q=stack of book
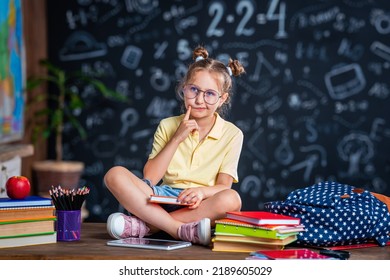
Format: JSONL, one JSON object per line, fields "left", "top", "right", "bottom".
{"left": 212, "top": 211, "right": 305, "bottom": 252}
{"left": 0, "top": 196, "right": 57, "bottom": 248}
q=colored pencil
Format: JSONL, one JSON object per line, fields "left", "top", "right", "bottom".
{"left": 49, "top": 185, "right": 90, "bottom": 210}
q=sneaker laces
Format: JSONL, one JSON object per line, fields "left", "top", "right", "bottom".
{"left": 178, "top": 221, "right": 200, "bottom": 243}
{"left": 123, "top": 215, "right": 150, "bottom": 238}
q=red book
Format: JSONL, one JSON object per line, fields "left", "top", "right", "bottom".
{"left": 253, "top": 249, "right": 333, "bottom": 260}
{"left": 226, "top": 211, "right": 300, "bottom": 226}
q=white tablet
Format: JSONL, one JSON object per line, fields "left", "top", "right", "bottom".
{"left": 106, "top": 237, "right": 192, "bottom": 250}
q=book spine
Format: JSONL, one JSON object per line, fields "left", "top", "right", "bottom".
{"left": 0, "top": 217, "right": 57, "bottom": 224}
{"left": 0, "top": 207, "right": 55, "bottom": 220}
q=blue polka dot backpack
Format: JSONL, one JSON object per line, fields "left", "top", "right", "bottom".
{"left": 264, "top": 181, "right": 390, "bottom": 247}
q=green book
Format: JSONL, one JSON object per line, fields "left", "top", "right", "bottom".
{"left": 215, "top": 218, "right": 300, "bottom": 239}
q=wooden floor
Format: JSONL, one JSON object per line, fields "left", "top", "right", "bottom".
{"left": 0, "top": 223, "right": 389, "bottom": 260}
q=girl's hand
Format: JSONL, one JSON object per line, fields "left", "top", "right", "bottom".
{"left": 178, "top": 187, "right": 205, "bottom": 209}
{"left": 172, "top": 106, "right": 198, "bottom": 143}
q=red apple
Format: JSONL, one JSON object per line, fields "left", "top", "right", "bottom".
{"left": 6, "top": 176, "right": 31, "bottom": 199}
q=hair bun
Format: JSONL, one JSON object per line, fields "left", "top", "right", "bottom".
{"left": 192, "top": 46, "right": 209, "bottom": 61}
{"left": 228, "top": 59, "right": 245, "bottom": 77}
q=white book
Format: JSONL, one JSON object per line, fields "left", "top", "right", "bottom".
{"left": 148, "top": 195, "right": 192, "bottom": 206}
{"left": 0, "top": 232, "right": 57, "bottom": 248}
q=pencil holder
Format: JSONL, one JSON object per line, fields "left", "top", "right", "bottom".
{"left": 56, "top": 210, "right": 81, "bottom": 241}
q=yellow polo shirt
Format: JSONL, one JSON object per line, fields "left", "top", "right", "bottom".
{"left": 148, "top": 113, "right": 244, "bottom": 189}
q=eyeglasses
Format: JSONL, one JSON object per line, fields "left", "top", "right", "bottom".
{"left": 182, "top": 84, "right": 222, "bottom": 105}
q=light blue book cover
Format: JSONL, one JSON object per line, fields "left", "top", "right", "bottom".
{"left": 0, "top": 196, "right": 52, "bottom": 208}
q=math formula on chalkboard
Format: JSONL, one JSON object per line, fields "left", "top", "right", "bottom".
{"left": 46, "top": 0, "right": 390, "bottom": 222}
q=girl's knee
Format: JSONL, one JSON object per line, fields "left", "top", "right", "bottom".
{"left": 218, "top": 189, "right": 242, "bottom": 211}
{"left": 104, "top": 166, "right": 128, "bottom": 189}
{"left": 229, "top": 189, "right": 242, "bottom": 211}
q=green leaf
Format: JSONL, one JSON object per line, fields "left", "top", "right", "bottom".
{"left": 51, "top": 109, "right": 63, "bottom": 128}
{"left": 67, "top": 113, "right": 87, "bottom": 140}
{"left": 69, "top": 94, "right": 84, "bottom": 109}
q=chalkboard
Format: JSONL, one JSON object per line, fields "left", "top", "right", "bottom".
{"left": 46, "top": 0, "right": 390, "bottom": 222}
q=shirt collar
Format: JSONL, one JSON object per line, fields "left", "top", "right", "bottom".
{"left": 207, "top": 113, "right": 224, "bottom": 140}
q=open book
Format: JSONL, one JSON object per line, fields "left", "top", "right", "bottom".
{"left": 148, "top": 195, "right": 193, "bottom": 206}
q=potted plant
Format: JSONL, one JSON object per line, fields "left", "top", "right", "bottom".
{"left": 26, "top": 59, "right": 127, "bottom": 195}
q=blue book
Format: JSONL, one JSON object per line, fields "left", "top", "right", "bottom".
{"left": 0, "top": 196, "right": 52, "bottom": 208}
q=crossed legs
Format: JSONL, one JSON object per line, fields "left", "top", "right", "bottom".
{"left": 104, "top": 166, "right": 242, "bottom": 240}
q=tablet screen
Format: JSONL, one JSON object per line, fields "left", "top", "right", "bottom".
{"left": 107, "top": 237, "right": 192, "bottom": 250}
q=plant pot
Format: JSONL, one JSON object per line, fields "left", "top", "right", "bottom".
{"left": 32, "top": 160, "right": 84, "bottom": 196}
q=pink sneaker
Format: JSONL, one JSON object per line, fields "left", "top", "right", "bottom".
{"left": 107, "top": 212, "right": 150, "bottom": 239}
{"left": 177, "top": 218, "right": 211, "bottom": 246}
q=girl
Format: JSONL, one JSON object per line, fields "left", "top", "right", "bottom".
{"left": 105, "top": 46, "right": 246, "bottom": 245}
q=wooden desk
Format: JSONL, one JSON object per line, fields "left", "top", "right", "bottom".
{"left": 0, "top": 223, "right": 389, "bottom": 260}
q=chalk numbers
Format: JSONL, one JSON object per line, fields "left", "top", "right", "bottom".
{"left": 207, "top": 0, "right": 287, "bottom": 38}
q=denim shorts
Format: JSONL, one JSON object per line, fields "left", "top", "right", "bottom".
{"left": 143, "top": 179, "right": 184, "bottom": 212}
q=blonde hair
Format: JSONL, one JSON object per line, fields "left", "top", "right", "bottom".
{"left": 176, "top": 46, "right": 245, "bottom": 117}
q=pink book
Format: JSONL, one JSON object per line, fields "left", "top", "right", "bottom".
{"left": 226, "top": 211, "right": 301, "bottom": 226}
